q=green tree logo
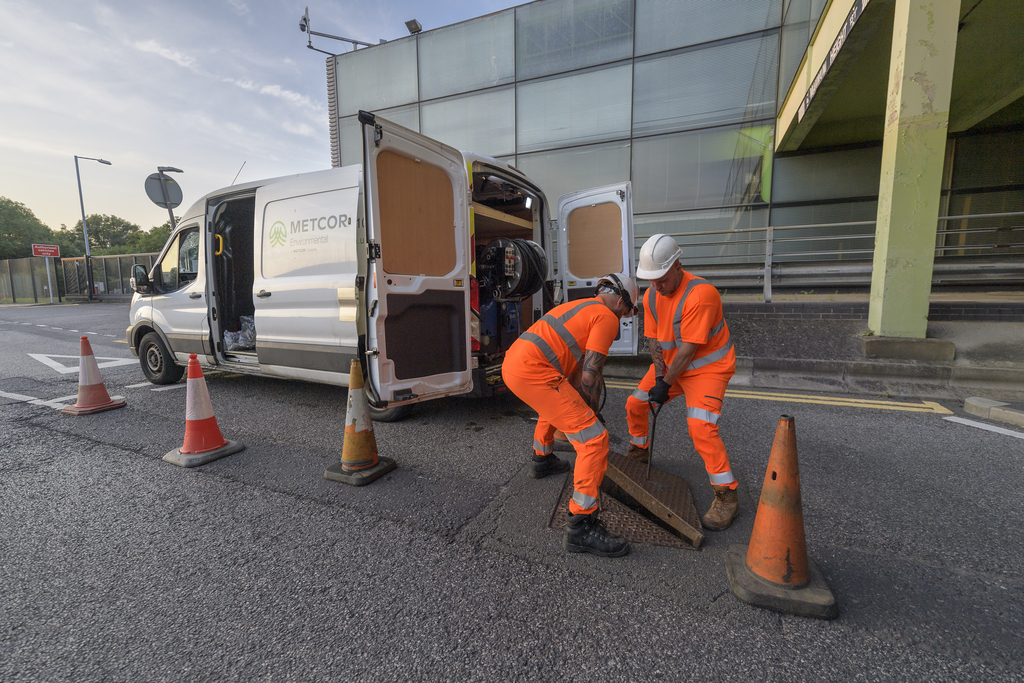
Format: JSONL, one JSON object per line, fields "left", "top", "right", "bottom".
{"left": 269, "top": 221, "right": 287, "bottom": 247}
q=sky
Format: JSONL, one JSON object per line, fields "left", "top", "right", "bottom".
{"left": 0, "top": 0, "right": 520, "bottom": 234}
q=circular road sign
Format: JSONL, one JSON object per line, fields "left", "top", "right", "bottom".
{"left": 145, "top": 173, "right": 183, "bottom": 209}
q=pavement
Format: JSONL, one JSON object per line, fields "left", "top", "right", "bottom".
{"left": 606, "top": 291, "right": 1024, "bottom": 422}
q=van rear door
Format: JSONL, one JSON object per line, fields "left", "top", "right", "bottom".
{"left": 359, "top": 111, "right": 472, "bottom": 405}
{"left": 556, "top": 182, "right": 638, "bottom": 356}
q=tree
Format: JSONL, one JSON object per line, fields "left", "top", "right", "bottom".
{"left": 123, "top": 221, "right": 173, "bottom": 254}
{"left": 70, "top": 214, "right": 142, "bottom": 254}
{"left": 0, "top": 197, "right": 52, "bottom": 259}
{"left": 51, "top": 224, "right": 86, "bottom": 258}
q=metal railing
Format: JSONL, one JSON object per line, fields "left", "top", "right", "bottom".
{"left": 646, "top": 211, "right": 1024, "bottom": 302}
{"left": 0, "top": 257, "right": 62, "bottom": 304}
{"left": 61, "top": 253, "right": 159, "bottom": 300}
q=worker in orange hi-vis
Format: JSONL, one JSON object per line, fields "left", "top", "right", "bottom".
{"left": 626, "top": 234, "right": 740, "bottom": 531}
{"left": 502, "top": 274, "right": 639, "bottom": 558}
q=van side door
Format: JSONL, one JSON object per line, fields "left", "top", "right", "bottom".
{"left": 556, "top": 182, "right": 638, "bottom": 356}
{"left": 149, "top": 223, "right": 212, "bottom": 361}
{"left": 359, "top": 111, "right": 472, "bottom": 406}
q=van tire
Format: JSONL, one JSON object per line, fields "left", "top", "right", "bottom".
{"left": 368, "top": 402, "right": 414, "bottom": 423}
{"left": 139, "top": 332, "right": 185, "bottom": 385}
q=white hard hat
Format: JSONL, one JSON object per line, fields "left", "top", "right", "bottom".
{"left": 597, "top": 273, "right": 639, "bottom": 315}
{"left": 636, "top": 234, "right": 682, "bottom": 280}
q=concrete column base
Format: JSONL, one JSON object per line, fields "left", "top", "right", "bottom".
{"left": 860, "top": 336, "right": 955, "bottom": 361}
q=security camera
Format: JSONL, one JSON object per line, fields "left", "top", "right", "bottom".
{"left": 299, "top": 15, "right": 307, "bottom": 32}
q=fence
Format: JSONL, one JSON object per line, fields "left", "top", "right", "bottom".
{"left": 653, "top": 211, "right": 1024, "bottom": 302}
{"left": 0, "top": 257, "right": 63, "bottom": 304}
{"left": 60, "top": 253, "right": 159, "bottom": 300}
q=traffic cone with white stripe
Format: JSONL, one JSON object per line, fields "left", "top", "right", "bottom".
{"left": 163, "top": 354, "right": 244, "bottom": 467}
{"left": 325, "top": 359, "right": 396, "bottom": 486}
{"left": 62, "top": 336, "right": 126, "bottom": 415}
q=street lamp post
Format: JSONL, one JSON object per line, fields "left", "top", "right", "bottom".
{"left": 74, "top": 155, "right": 112, "bottom": 301}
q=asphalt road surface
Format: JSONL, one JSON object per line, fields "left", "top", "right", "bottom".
{"left": 2, "top": 302, "right": 1022, "bottom": 682}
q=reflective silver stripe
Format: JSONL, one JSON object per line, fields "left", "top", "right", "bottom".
{"left": 541, "top": 300, "right": 602, "bottom": 365}
{"left": 565, "top": 421, "right": 606, "bottom": 444}
{"left": 709, "top": 470, "right": 736, "bottom": 485}
{"left": 631, "top": 435, "right": 648, "bottom": 447}
{"left": 520, "top": 332, "right": 565, "bottom": 376}
{"left": 709, "top": 318, "right": 725, "bottom": 337}
{"left": 658, "top": 339, "right": 678, "bottom": 350}
{"left": 686, "top": 407, "right": 721, "bottom": 425}
{"left": 572, "top": 490, "right": 598, "bottom": 510}
{"left": 672, "top": 277, "right": 709, "bottom": 346}
{"left": 533, "top": 439, "right": 553, "bottom": 454}
{"left": 631, "top": 388, "right": 649, "bottom": 401}
{"left": 687, "top": 338, "right": 734, "bottom": 371}
{"left": 647, "top": 286, "right": 658, "bottom": 323}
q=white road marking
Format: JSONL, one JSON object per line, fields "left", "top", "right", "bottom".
{"left": 0, "top": 390, "right": 40, "bottom": 402}
{"left": 70, "top": 329, "right": 79, "bottom": 332}
{"left": 29, "top": 394, "right": 79, "bottom": 409}
{"left": 125, "top": 382, "right": 152, "bottom": 388}
{"left": 152, "top": 384, "right": 187, "bottom": 392}
{"left": 944, "top": 416, "right": 1024, "bottom": 440}
{"left": 36, "top": 324, "right": 48, "bottom": 327}
{"left": 27, "top": 354, "right": 137, "bottom": 374}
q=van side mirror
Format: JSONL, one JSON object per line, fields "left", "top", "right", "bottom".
{"left": 131, "top": 264, "right": 151, "bottom": 293}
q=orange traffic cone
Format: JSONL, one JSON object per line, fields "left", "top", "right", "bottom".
{"left": 62, "top": 336, "right": 127, "bottom": 415}
{"left": 163, "top": 354, "right": 244, "bottom": 467}
{"left": 724, "top": 415, "right": 838, "bottom": 619}
{"left": 325, "top": 359, "right": 396, "bottom": 486}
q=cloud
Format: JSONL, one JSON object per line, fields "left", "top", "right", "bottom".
{"left": 133, "top": 39, "right": 198, "bottom": 71}
{"left": 282, "top": 121, "right": 319, "bottom": 138}
{"left": 226, "top": 0, "right": 249, "bottom": 15}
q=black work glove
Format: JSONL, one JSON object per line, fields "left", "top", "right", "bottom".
{"left": 649, "top": 377, "right": 671, "bottom": 405}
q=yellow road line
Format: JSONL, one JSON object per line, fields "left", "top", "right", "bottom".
{"left": 603, "top": 380, "right": 952, "bottom": 414}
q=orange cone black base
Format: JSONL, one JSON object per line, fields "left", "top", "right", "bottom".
{"left": 725, "top": 415, "right": 838, "bottom": 619}
{"left": 324, "top": 360, "right": 396, "bottom": 486}
{"left": 163, "top": 355, "right": 244, "bottom": 468}
{"left": 62, "top": 336, "right": 126, "bottom": 415}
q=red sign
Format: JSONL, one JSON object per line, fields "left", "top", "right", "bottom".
{"left": 32, "top": 244, "right": 61, "bottom": 258}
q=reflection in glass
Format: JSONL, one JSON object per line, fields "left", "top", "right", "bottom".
{"left": 421, "top": 87, "right": 515, "bottom": 157}
{"left": 333, "top": 39, "right": 418, "bottom": 117}
{"left": 516, "top": 0, "right": 633, "bottom": 80}
{"left": 635, "top": 0, "right": 782, "bottom": 55}
{"left": 418, "top": 11, "right": 515, "bottom": 100}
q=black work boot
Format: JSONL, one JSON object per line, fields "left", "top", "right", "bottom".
{"left": 530, "top": 454, "right": 570, "bottom": 479}
{"left": 563, "top": 513, "right": 630, "bottom": 557}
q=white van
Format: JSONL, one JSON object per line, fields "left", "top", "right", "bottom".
{"left": 127, "top": 113, "right": 636, "bottom": 420}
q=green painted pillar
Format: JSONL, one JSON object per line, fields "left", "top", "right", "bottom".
{"left": 868, "top": 0, "right": 961, "bottom": 338}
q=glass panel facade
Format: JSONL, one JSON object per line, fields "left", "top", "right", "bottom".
{"left": 632, "top": 123, "right": 773, "bottom": 213}
{"left": 334, "top": 38, "right": 418, "bottom": 117}
{"left": 633, "top": 33, "right": 779, "bottom": 135}
{"left": 517, "top": 63, "right": 632, "bottom": 153}
{"left": 338, "top": 105, "right": 420, "bottom": 167}
{"left": 418, "top": 10, "right": 515, "bottom": 100}
{"left": 772, "top": 146, "right": 883, "bottom": 203}
{"left": 635, "top": 0, "right": 782, "bottom": 55}
{"left": 516, "top": 141, "right": 631, "bottom": 207}
{"left": 516, "top": 0, "right": 634, "bottom": 80}
{"left": 421, "top": 87, "right": 515, "bottom": 157}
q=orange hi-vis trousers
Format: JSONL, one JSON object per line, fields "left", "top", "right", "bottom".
{"left": 502, "top": 358, "right": 609, "bottom": 516}
{"left": 625, "top": 365, "right": 736, "bottom": 489}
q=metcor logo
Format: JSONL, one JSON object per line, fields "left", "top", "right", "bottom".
{"left": 269, "top": 221, "right": 287, "bottom": 247}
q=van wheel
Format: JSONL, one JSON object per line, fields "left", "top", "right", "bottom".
{"left": 367, "top": 402, "right": 414, "bottom": 423}
{"left": 139, "top": 332, "right": 185, "bottom": 385}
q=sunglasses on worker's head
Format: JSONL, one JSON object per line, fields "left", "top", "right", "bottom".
{"left": 602, "top": 274, "right": 638, "bottom": 315}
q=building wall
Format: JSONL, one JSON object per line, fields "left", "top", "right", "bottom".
{"left": 329, "top": 0, "right": 1021, "bottom": 270}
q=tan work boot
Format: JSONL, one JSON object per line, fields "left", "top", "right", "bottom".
{"left": 702, "top": 485, "right": 739, "bottom": 530}
{"left": 625, "top": 444, "right": 649, "bottom": 464}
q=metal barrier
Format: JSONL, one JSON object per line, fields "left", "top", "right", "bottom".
{"left": 0, "top": 257, "right": 63, "bottom": 304}
{"left": 647, "top": 211, "right": 1024, "bottom": 302}
{"left": 60, "top": 253, "right": 158, "bottom": 300}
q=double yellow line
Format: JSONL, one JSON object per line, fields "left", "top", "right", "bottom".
{"left": 603, "top": 380, "right": 952, "bottom": 414}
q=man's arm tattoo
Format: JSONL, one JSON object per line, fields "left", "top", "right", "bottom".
{"left": 580, "top": 350, "right": 608, "bottom": 412}
{"left": 651, "top": 342, "right": 667, "bottom": 378}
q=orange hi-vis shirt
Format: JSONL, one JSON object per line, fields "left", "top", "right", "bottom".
{"left": 643, "top": 271, "right": 735, "bottom": 376}
{"left": 510, "top": 298, "right": 620, "bottom": 378}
